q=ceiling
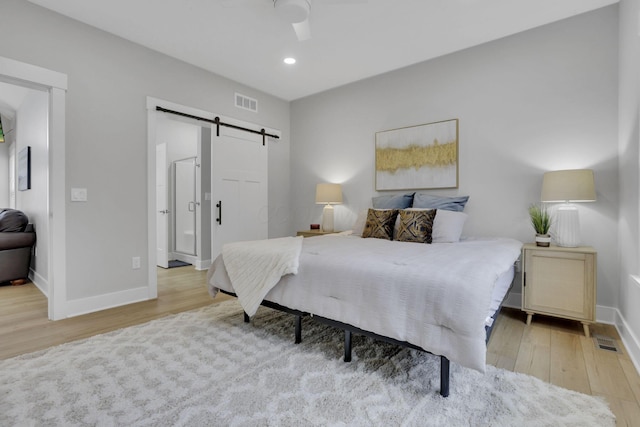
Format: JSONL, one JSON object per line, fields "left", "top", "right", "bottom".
{"left": 27, "top": 0, "right": 617, "bottom": 101}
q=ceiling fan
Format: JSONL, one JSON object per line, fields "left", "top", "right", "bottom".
{"left": 273, "top": 0, "right": 312, "bottom": 41}
{"left": 273, "top": 0, "right": 366, "bottom": 42}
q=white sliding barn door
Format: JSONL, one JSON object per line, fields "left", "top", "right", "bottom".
{"left": 211, "top": 126, "right": 268, "bottom": 260}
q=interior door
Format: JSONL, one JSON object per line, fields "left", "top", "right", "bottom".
{"left": 156, "top": 143, "right": 169, "bottom": 268}
{"left": 211, "top": 126, "right": 268, "bottom": 260}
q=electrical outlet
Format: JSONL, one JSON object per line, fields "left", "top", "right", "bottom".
{"left": 132, "top": 256, "right": 141, "bottom": 269}
{"left": 71, "top": 188, "right": 88, "bottom": 202}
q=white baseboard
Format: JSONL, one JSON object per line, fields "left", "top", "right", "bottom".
{"left": 502, "top": 291, "right": 522, "bottom": 309}
{"left": 502, "top": 292, "right": 618, "bottom": 323}
{"left": 64, "top": 286, "right": 152, "bottom": 318}
{"left": 613, "top": 308, "right": 640, "bottom": 375}
{"left": 172, "top": 253, "right": 210, "bottom": 271}
{"left": 29, "top": 268, "right": 48, "bottom": 298}
{"left": 503, "top": 291, "right": 640, "bottom": 375}
{"left": 194, "top": 259, "right": 211, "bottom": 271}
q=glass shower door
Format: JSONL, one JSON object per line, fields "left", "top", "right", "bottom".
{"left": 173, "top": 157, "right": 197, "bottom": 256}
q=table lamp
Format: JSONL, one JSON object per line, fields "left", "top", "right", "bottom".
{"left": 541, "top": 169, "right": 596, "bottom": 247}
{"left": 315, "top": 183, "right": 342, "bottom": 232}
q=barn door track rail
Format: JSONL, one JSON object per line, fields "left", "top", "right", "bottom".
{"left": 155, "top": 106, "right": 279, "bottom": 146}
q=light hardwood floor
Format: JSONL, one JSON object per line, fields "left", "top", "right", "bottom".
{"left": 1, "top": 267, "right": 639, "bottom": 426}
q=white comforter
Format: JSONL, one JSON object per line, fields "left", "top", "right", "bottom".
{"left": 222, "top": 236, "right": 303, "bottom": 317}
{"left": 208, "top": 235, "right": 522, "bottom": 372}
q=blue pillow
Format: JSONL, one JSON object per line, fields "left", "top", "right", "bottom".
{"left": 372, "top": 192, "right": 415, "bottom": 209}
{"left": 412, "top": 194, "right": 469, "bottom": 212}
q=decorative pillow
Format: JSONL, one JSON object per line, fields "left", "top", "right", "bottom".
{"left": 0, "top": 209, "right": 29, "bottom": 232}
{"left": 362, "top": 209, "right": 398, "bottom": 240}
{"left": 432, "top": 209, "right": 468, "bottom": 243}
{"left": 412, "top": 194, "right": 469, "bottom": 212}
{"left": 351, "top": 209, "right": 368, "bottom": 237}
{"left": 393, "top": 208, "right": 468, "bottom": 243}
{"left": 395, "top": 209, "right": 436, "bottom": 243}
{"left": 372, "top": 192, "right": 415, "bottom": 209}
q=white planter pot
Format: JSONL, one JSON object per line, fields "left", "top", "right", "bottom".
{"left": 535, "top": 234, "right": 551, "bottom": 247}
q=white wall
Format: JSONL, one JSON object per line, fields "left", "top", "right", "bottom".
{"left": 0, "top": 137, "right": 8, "bottom": 207}
{"left": 617, "top": 0, "right": 640, "bottom": 366}
{"left": 0, "top": 115, "right": 16, "bottom": 208}
{"left": 291, "top": 7, "right": 619, "bottom": 308}
{"left": 0, "top": 0, "right": 290, "bottom": 309}
{"left": 15, "top": 89, "right": 49, "bottom": 290}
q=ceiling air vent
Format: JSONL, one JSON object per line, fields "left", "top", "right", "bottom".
{"left": 235, "top": 93, "right": 258, "bottom": 113}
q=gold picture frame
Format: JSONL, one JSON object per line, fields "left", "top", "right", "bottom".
{"left": 375, "top": 119, "right": 459, "bottom": 191}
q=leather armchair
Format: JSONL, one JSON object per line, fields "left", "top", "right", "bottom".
{"left": 0, "top": 209, "right": 36, "bottom": 284}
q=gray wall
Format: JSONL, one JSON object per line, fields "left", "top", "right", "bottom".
{"left": 617, "top": 0, "right": 640, "bottom": 360}
{"left": 290, "top": 7, "right": 620, "bottom": 308}
{"left": 200, "top": 127, "right": 212, "bottom": 263}
{"left": 0, "top": 0, "right": 290, "bottom": 302}
{"left": 16, "top": 90, "right": 49, "bottom": 288}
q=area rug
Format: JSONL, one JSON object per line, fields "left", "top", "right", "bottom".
{"left": 168, "top": 260, "right": 192, "bottom": 268}
{"left": 0, "top": 300, "right": 615, "bottom": 426}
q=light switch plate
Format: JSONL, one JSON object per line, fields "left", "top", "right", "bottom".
{"left": 71, "top": 188, "right": 87, "bottom": 202}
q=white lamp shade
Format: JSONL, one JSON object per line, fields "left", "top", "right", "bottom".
{"left": 540, "top": 169, "right": 596, "bottom": 248}
{"left": 315, "top": 183, "right": 343, "bottom": 205}
{"left": 541, "top": 169, "right": 596, "bottom": 202}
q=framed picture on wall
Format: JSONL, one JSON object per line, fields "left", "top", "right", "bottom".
{"left": 375, "top": 119, "right": 459, "bottom": 191}
{"left": 18, "top": 146, "right": 31, "bottom": 191}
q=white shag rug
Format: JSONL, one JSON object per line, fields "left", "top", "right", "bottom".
{"left": 0, "top": 300, "right": 615, "bottom": 426}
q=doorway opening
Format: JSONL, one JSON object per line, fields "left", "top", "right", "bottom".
{"left": 0, "top": 56, "right": 67, "bottom": 320}
{"left": 147, "top": 97, "right": 278, "bottom": 300}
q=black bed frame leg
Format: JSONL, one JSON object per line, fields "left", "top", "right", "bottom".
{"left": 440, "top": 356, "right": 450, "bottom": 397}
{"left": 243, "top": 312, "right": 250, "bottom": 323}
{"left": 294, "top": 315, "right": 302, "bottom": 344}
{"left": 344, "top": 330, "right": 352, "bottom": 362}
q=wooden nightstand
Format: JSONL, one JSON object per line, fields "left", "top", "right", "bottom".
{"left": 521, "top": 243, "right": 597, "bottom": 337}
{"left": 296, "top": 230, "right": 339, "bottom": 237}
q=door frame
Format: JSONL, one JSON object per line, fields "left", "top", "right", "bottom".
{"left": 146, "top": 97, "right": 279, "bottom": 296}
{"left": 0, "top": 56, "right": 67, "bottom": 320}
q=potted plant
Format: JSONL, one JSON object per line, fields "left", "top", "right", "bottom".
{"left": 529, "top": 204, "right": 551, "bottom": 247}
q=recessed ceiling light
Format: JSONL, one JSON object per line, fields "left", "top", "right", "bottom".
{"left": 283, "top": 57, "right": 296, "bottom": 65}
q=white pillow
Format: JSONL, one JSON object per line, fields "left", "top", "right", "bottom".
{"left": 393, "top": 208, "right": 468, "bottom": 243}
{"left": 431, "top": 209, "right": 468, "bottom": 243}
{"left": 351, "top": 209, "right": 369, "bottom": 236}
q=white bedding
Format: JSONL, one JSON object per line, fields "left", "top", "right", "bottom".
{"left": 222, "top": 236, "right": 303, "bottom": 317}
{"left": 208, "top": 235, "right": 522, "bottom": 372}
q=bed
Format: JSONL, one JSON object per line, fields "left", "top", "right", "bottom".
{"left": 207, "top": 232, "right": 522, "bottom": 397}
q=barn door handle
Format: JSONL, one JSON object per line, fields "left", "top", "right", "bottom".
{"left": 216, "top": 201, "right": 222, "bottom": 225}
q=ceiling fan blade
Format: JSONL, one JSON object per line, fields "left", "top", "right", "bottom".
{"left": 292, "top": 19, "right": 311, "bottom": 41}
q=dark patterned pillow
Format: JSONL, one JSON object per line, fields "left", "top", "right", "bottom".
{"left": 395, "top": 209, "right": 437, "bottom": 243}
{"left": 362, "top": 209, "right": 398, "bottom": 240}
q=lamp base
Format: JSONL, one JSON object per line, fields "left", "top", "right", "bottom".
{"left": 554, "top": 204, "right": 581, "bottom": 247}
{"left": 322, "top": 204, "right": 334, "bottom": 232}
